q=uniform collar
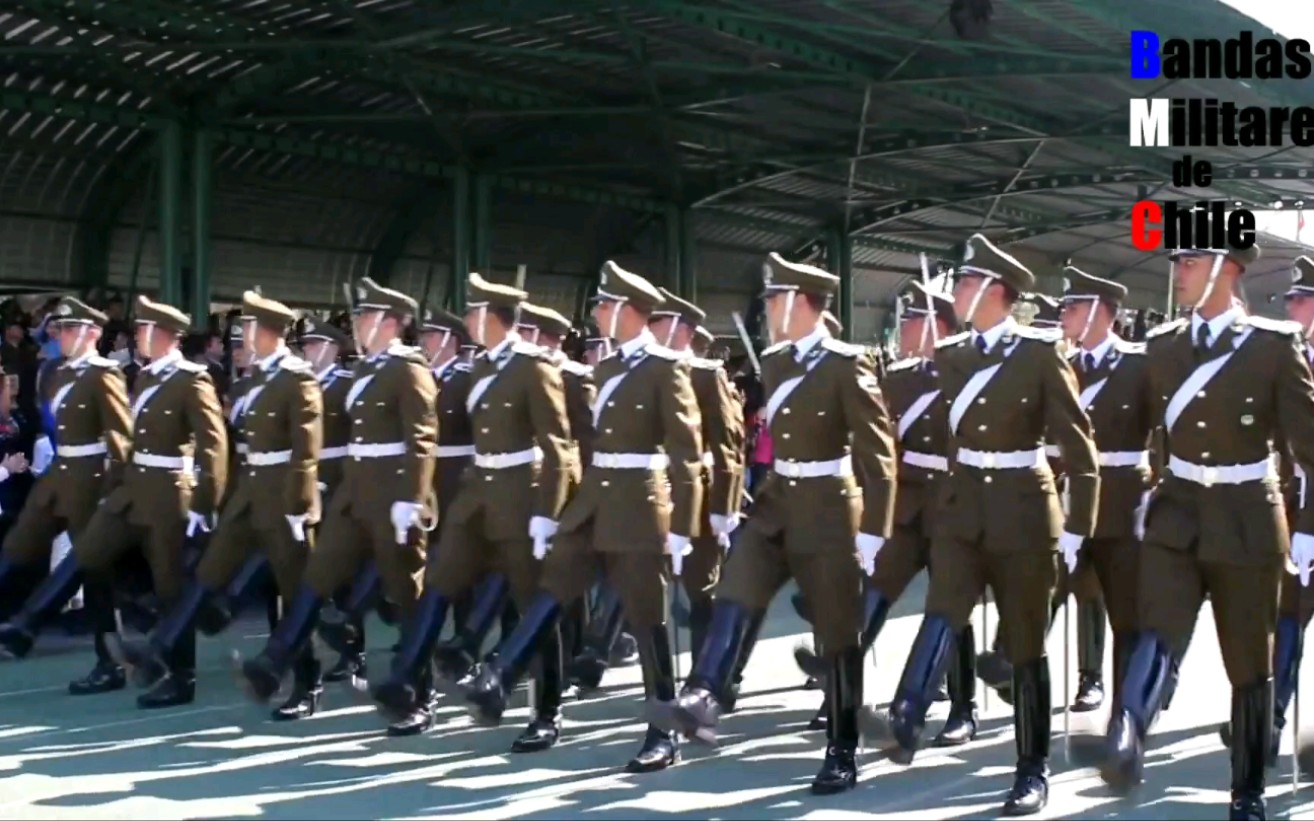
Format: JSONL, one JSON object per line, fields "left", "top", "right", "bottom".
{"left": 793, "top": 323, "right": 830, "bottom": 360}
{"left": 1081, "top": 332, "right": 1119, "bottom": 368}
{"left": 256, "top": 344, "right": 287, "bottom": 374}
{"left": 63, "top": 351, "right": 94, "bottom": 369}
{"left": 365, "top": 337, "right": 407, "bottom": 363}
{"left": 618, "top": 328, "right": 656, "bottom": 361}
{"left": 970, "top": 316, "right": 1016, "bottom": 354}
{"left": 1190, "top": 305, "right": 1243, "bottom": 346}
{"left": 146, "top": 349, "right": 182, "bottom": 375}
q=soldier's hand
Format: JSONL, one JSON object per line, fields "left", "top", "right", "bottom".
{"left": 709, "top": 514, "right": 738, "bottom": 552}
{"left": 1059, "top": 531, "right": 1084, "bottom": 573}
{"left": 666, "top": 533, "right": 693, "bottom": 576}
{"left": 529, "top": 516, "right": 558, "bottom": 560}
{"left": 2, "top": 452, "right": 29, "bottom": 474}
{"left": 1291, "top": 533, "right": 1314, "bottom": 586}
{"left": 1133, "top": 491, "right": 1151, "bottom": 540}
{"left": 285, "top": 514, "right": 308, "bottom": 543}
{"left": 856, "top": 533, "right": 885, "bottom": 575}
{"left": 185, "top": 511, "right": 213, "bottom": 538}
{"left": 390, "top": 501, "right": 422, "bottom": 544}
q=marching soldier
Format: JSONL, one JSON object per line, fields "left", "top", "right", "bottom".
{"left": 0, "top": 298, "right": 131, "bottom": 695}
{"left": 233, "top": 278, "right": 437, "bottom": 707}
{"left": 460, "top": 260, "right": 703, "bottom": 774}
{"left": 368, "top": 274, "right": 576, "bottom": 752}
{"left": 1101, "top": 243, "right": 1314, "bottom": 821}
{"left": 872, "top": 235, "right": 1099, "bottom": 816}
{"left": 1, "top": 295, "right": 229, "bottom": 711}
{"left": 111, "top": 292, "right": 323, "bottom": 718}
{"left": 649, "top": 253, "right": 897, "bottom": 794}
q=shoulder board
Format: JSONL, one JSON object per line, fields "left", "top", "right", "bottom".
{"left": 1245, "top": 315, "right": 1303, "bottom": 336}
{"left": 560, "top": 359, "right": 592, "bottom": 377}
{"left": 85, "top": 355, "right": 119, "bottom": 369}
{"left": 1146, "top": 317, "right": 1188, "bottom": 340}
{"left": 820, "top": 338, "right": 862, "bottom": 358}
{"left": 453, "top": 362, "right": 473, "bottom": 373}
{"left": 934, "top": 331, "right": 970, "bottom": 349}
{"left": 389, "top": 346, "right": 428, "bottom": 365}
{"left": 689, "top": 356, "right": 723, "bottom": 370}
{"left": 278, "top": 355, "right": 313, "bottom": 374}
{"left": 886, "top": 356, "right": 924, "bottom": 373}
{"left": 761, "top": 340, "right": 791, "bottom": 357}
{"left": 174, "top": 360, "right": 206, "bottom": 374}
{"left": 1114, "top": 339, "right": 1147, "bottom": 355}
{"left": 642, "top": 343, "right": 683, "bottom": 361}
{"left": 1012, "top": 325, "right": 1062, "bottom": 343}
{"left": 510, "top": 340, "right": 550, "bottom": 358}
{"left": 1066, "top": 348, "right": 1080, "bottom": 361}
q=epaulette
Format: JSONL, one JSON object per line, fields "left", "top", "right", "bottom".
{"left": 510, "top": 340, "right": 550, "bottom": 358}
{"left": 278, "top": 355, "right": 313, "bottom": 374}
{"left": 689, "top": 356, "right": 723, "bottom": 370}
{"left": 761, "top": 340, "right": 791, "bottom": 357}
{"left": 820, "top": 337, "right": 862, "bottom": 358}
{"left": 174, "top": 360, "right": 206, "bottom": 373}
{"left": 1245, "top": 315, "right": 1303, "bottom": 336}
{"left": 642, "top": 343, "right": 683, "bottom": 361}
{"left": 886, "top": 356, "right": 924, "bottom": 373}
{"left": 1145, "top": 317, "right": 1187, "bottom": 340}
{"left": 389, "top": 345, "right": 428, "bottom": 365}
{"left": 1114, "top": 339, "right": 1147, "bottom": 355}
{"left": 560, "top": 359, "right": 592, "bottom": 377}
{"left": 1012, "top": 325, "right": 1063, "bottom": 343}
{"left": 85, "top": 355, "right": 119, "bottom": 369}
{"left": 934, "top": 331, "right": 970, "bottom": 349}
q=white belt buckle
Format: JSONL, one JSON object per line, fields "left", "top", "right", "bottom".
{"left": 981, "top": 452, "right": 996, "bottom": 469}
{"left": 597, "top": 454, "right": 617, "bottom": 469}
{"left": 1201, "top": 466, "right": 1218, "bottom": 487}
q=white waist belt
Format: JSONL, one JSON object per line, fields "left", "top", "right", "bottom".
{"left": 902, "top": 451, "right": 948, "bottom": 472}
{"left": 475, "top": 446, "right": 541, "bottom": 469}
{"left": 1168, "top": 455, "right": 1274, "bottom": 487}
{"left": 956, "top": 447, "right": 1046, "bottom": 470}
{"left": 1100, "top": 450, "right": 1149, "bottom": 468}
{"left": 57, "top": 442, "right": 107, "bottom": 458}
{"left": 438, "top": 444, "right": 477, "bottom": 459}
{"left": 348, "top": 442, "right": 406, "bottom": 459}
{"left": 773, "top": 455, "right": 853, "bottom": 479}
{"left": 321, "top": 446, "right": 348, "bottom": 460}
{"left": 594, "top": 452, "right": 669, "bottom": 470}
{"left": 1044, "top": 444, "right": 1060, "bottom": 459}
{"left": 248, "top": 450, "right": 292, "bottom": 467}
{"left": 133, "top": 452, "right": 194, "bottom": 472}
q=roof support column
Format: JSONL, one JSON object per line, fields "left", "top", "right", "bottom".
{"left": 449, "top": 165, "right": 471, "bottom": 314}
{"left": 664, "top": 203, "right": 681, "bottom": 294}
{"left": 157, "top": 120, "right": 185, "bottom": 308}
{"left": 189, "top": 127, "right": 213, "bottom": 323}
{"left": 678, "top": 206, "right": 697, "bottom": 301}
{"left": 471, "top": 172, "right": 493, "bottom": 274}
{"left": 827, "top": 227, "right": 853, "bottom": 342}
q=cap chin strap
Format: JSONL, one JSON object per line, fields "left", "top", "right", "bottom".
{"left": 1066, "top": 296, "right": 1099, "bottom": 347}
{"left": 139, "top": 321, "right": 157, "bottom": 361}
{"left": 427, "top": 330, "right": 451, "bottom": 367}
{"left": 1193, "top": 253, "right": 1227, "bottom": 311}
{"left": 70, "top": 325, "right": 89, "bottom": 360}
{"left": 778, "top": 289, "right": 797, "bottom": 339}
{"left": 528, "top": 327, "right": 541, "bottom": 346}
{"left": 310, "top": 345, "right": 332, "bottom": 372}
{"left": 605, "top": 300, "right": 625, "bottom": 355}
{"left": 663, "top": 320, "right": 678, "bottom": 347}
{"left": 962, "top": 275, "right": 992, "bottom": 329}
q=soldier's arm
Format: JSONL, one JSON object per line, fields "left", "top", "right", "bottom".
{"left": 95, "top": 367, "right": 133, "bottom": 490}
{"left": 660, "top": 360, "right": 705, "bottom": 538}
{"left": 1273, "top": 333, "right": 1314, "bottom": 536}
{"left": 703, "top": 366, "right": 746, "bottom": 520}
{"left": 527, "top": 360, "right": 575, "bottom": 520}
{"left": 398, "top": 360, "right": 438, "bottom": 505}
{"left": 1040, "top": 343, "right": 1100, "bottom": 536}
{"left": 184, "top": 374, "right": 229, "bottom": 516}
{"left": 842, "top": 355, "right": 897, "bottom": 538}
{"left": 566, "top": 372, "right": 596, "bottom": 469}
{"left": 285, "top": 373, "right": 323, "bottom": 517}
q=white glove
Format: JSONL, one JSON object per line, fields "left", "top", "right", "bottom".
{"left": 285, "top": 514, "right": 307, "bottom": 542}
{"left": 316, "top": 481, "right": 327, "bottom": 494}
{"left": 1059, "top": 531, "right": 1085, "bottom": 573}
{"left": 709, "top": 513, "right": 737, "bottom": 552}
{"left": 1291, "top": 533, "right": 1314, "bottom": 586}
{"left": 185, "top": 511, "right": 213, "bottom": 538}
{"left": 31, "top": 435, "right": 53, "bottom": 475}
{"left": 666, "top": 533, "right": 693, "bottom": 576}
{"left": 529, "top": 516, "right": 559, "bottom": 560}
{"left": 389, "top": 501, "right": 422, "bottom": 545}
{"left": 856, "top": 532, "right": 885, "bottom": 575}
{"left": 1133, "top": 491, "right": 1150, "bottom": 540}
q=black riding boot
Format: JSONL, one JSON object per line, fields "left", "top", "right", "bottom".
{"left": 68, "top": 579, "right": 126, "bottom": 695}
{"left": 934, "top": 623, "right": 979, "bottom": 746}
{"left": 687, "top": 595, "right": 714, "bottom": 667}
{"left": 1101, "top": 630, "right": 1171, "bottom": 792}
{"left": 193, "top": 554, "right": 271, "bottom": 637}
{"left": 795, "top": 585, "right": 891, "bottom": 680}
{"left": 386, "top": 663, "right": 437, "bottom": 736}
{"left": 1002, "top": 657, "right": 1051, "bottom": 816}
{"left": 0, "top": 553, "right": 83, "bottom": 659}
{"left": 722, "top": 608, "right": 766, "bottom": 713}
{"left": 318, "top": 563, "right": 380, "bottom": 656}
{"left": 434, "top": 575, "right": 507, "bottom": 682}
{"left": 568, "top": 584, "right": 624, "bottom": 691}
{"left": 511, "top": 623, "right": 564, "bottom": 753}
{"left": 811, "top": 645, "right": 862, "bottom": 794}
{"left": 237, "top": 585, "right": 323, "bottom": 703}
{"left": 1229, "top": 679, "right": 1272, "bottom": 820}
{"left": 628, "top": 624, "right": 680, "bottom": 773}
{"left": 371, "top": 588, "right": 450, "bottom": 722}
{"left": 139, "top": 618, "right": 197, "bottom": 709}
{"left": 1072, "top": 599, "right": 1107, "bottom": 713}
{"left": 977, "top": 621, "right": 1013, "bottom": 700}
{"left": 107, "top": 580, "right": 209, "bottom": 689}
{"left": 645, "top": 600, "right": 755, "bottom": 744}
{"left": 462, "top": 592, "right": 563, "bottom": 726}
{"left": 1220, "top": 616, "right": 1298, "bottom": 767}
{"left": 879, "top": 614, "right": 955, "bottom": 764}
{"left": 272, "top": 647, "right": 322, "bottom": 721}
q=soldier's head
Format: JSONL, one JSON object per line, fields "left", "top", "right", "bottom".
{"left": 1171, "top": 244, "right": 1259, "bottom": 313}
{"left": 649, "top": 288, "right": 706, "bottom": 351}
{"left": 133, "top": 295, "right": 191, "bottom": 360}
{"left": 517, "top": 303, "right": 571, "bottom": 351}
{"left": 760, "top": 253, "right": 837, "bottom": 342}
{"left": 1285, "top": 257, "right": 1314, "bottom": 337}
{"left": 691, "top": 325, "right": 714, "bottom": 357}
{"left": 48, "top": 297, "right": 106, "bottom": 359}
{"left": 898, "top": 282, "right": 957, "bottom": 357}
{"left": 350, "top": 278, "right": 416, "bottom": 355}
{"left": 951, "top": 234, "right": 1032, "bottom": 330}
{"left": 240, "top": 291, "right": 296, "bottom": 358}
{"left": 418, "top": 306, "right": 467, "bottom": 366}
{"left": 300, "top": 318, "right": 347, "bottom": 371}
{"left": 1060, "top": 267, "right": 1127, "bottom": 347}
{"left": 463, "top": 273, "right": 525, "bottom": 349}
{"left": 591, "top": 262, "right": 664, "bottom": 344}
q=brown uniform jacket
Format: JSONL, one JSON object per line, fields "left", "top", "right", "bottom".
{"left": 317, "top": 365, "right": 354, "bottom": 493}
{"left": 331, "top": 342, "right": 438, "bottom": 517}
{"left": 556, "top": 355, "right": 597, "bottom": 469}
{"left": 433, "top": 358, "right": 474, "bottom": 516}
{"left": 447, "top": 339, "right": 574, "bottom": 542}
{"left": 934, "top": 323, "right": 1100, "bottom": 552}
{"left": 221, "top": 372, "right": 254, "bottom": 507}
{"left": 1144, "top": 315, "right": 1314, "bottom": 564}
{"left": 558, "top": 336, "right": 704, "bottom": 549}
{"left": 749, "top": 335, "right": 896, "bottom": 551}
{"left": 688, "top": 354, "right": 745, "bottom": 522}
{"left": 29, "top": 355, "right": 132, "bottom": 521}
{"left": 883, "top": 356, "right": 949, "bottom": 528}
{"left": 109, "top": 355, "right": 228, "bottom": 524}
{"left": 224, "top": 352, "right": 322, "bottom": 526}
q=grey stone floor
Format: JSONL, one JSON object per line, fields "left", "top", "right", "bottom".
{"left": 1, "top": 574, "right": 1313, "bottom": 819}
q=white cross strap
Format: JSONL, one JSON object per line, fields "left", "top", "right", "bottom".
{"left": 897, "top": 390, "right": 940, "bottom": 441}
{"left": 948, "top": 363, "right": 1003, "bottom": 433}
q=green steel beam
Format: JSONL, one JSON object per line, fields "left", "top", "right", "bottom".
{"left": 450, "top": 166, "right": 471, "bottom": 314}
{"left": 76, "top": 137, "right": 159, "bottom": 292}
{"left": 664, "top": 203, "right": 682, "bottom": 292}
{"left": 679, "top": 207, "right": 697, "bottom": 302}
{"left": 157, "top": 120, "right": 184, "bottom": 308}
{"left": 190, "top": 128, "right": 213, "bottom": 321}
{"left": 367, "top": 185, "right": 450, "bottom": 284}
{"left": 826, "top": 227, "right": 854, "bottom": 340}
{"left": 472, "top": 173, "right": 493, "bottom": 273}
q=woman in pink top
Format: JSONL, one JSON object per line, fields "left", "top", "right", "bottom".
{"left": 749, "top": 407, "right": 772, "bottom": 493}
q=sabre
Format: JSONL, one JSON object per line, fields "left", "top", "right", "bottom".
{"left": 731, "top": 311, "right": 761, "bottom": 378}
{"left": 1063, "top": 593, "right": 1072, "bottom": 764}
{"left": 1294, "top": 663, "right": 1301, "bottom": 791}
